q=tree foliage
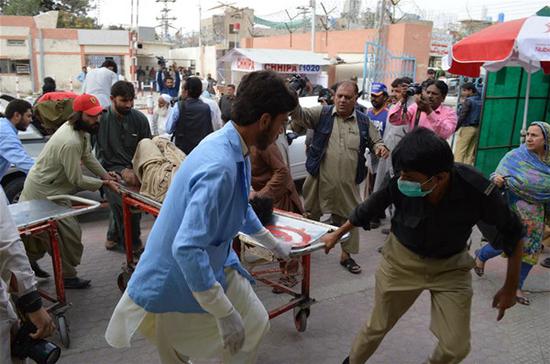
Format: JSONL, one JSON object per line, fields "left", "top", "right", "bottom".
{"left": 1, "top": 0, "right": 41, "bottom": 15}
{"left": 1, "top": 0, "right": 98, "bottom": 29}
{"left": 57, "top": 10, "right": 98, "bottom": 29}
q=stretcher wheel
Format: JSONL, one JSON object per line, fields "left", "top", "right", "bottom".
{"left": 57, "top": 315, "right": 70, "bottom": 348}
{"left": 294, "top": 309, "right": 308, "bottom": 332}
{"left": 117, "top": 271, "right": 131, "bottom": 292}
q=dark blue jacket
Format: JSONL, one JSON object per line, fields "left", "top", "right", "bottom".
{"left": 458, "top": 94, "right": 482, "bottom": 127}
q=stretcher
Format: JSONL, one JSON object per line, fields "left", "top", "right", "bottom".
{"left": 118, "top": 186, "right": 349, "bottom": 332}
{"left": 9, "top": 195, "right": 101, "bottom": 348}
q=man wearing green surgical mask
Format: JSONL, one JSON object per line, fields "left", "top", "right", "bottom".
{"left": 323, "top": 127, "right": 524, "bottom": 364}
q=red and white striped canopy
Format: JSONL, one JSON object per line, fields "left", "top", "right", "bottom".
{"left": 447, "top": 15, "right": 550, "bottom": 77}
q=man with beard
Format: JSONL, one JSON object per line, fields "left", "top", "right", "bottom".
{"left": 364, "top": 83, "right": 390, "bottom": 227}
{"left": 19, "top": 94, "right": 119, "bottom": 289}
{"left": 95, "top": 81, "right": 152, "bottom": 252}
{"left": 106, "top": 70, "right": 297, "bottom": 364}
{"left": 0, "top": 99, "right": 35, "bottom": 180}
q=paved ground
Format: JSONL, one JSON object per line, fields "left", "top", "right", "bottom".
{"left": 31, "top": 206, "right": 550, "bottom": 364}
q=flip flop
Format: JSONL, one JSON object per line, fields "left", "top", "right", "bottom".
{"left": 473, "top": 249, "right": 484, "bottom": 277}
{"left": 516, "top": 296, "right": 530, "bottom": 306}
{"left": 340, "top": 258, "right": 362, "bottom": 274}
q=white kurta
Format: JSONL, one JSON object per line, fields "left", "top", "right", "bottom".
{"left": 105, "top": 269, "right": 269, "bottom": 364}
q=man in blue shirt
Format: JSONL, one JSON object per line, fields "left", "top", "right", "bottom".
{"left": 0, "top": 99, "right": 34, "bottom": 180}
{"left": 106, "top": 70, "right": 299, "bottom": 363}
{"left": 157, "top": 71, "right": 180, "bottom": 99}
{"left": 365, "top": 83, "right": 390, "bottom": 227}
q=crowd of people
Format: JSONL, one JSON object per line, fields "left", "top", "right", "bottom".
{"left": 0, "top": 57, "right": 548, "bottom": 364}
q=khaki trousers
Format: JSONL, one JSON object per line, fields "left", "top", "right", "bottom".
{"left": 454, "top": 126, "right": 479, "bottom": 165}
{"left": 23, "top": 214, "right": 82, "bottom": 278}
{"left": 349, "top": 234, "right": 475, "bottom": 364}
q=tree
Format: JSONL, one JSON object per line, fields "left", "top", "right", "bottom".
{"left": 2, "top": 0, "right": 41, "bottom": 15}
{"left": 1, "top": 0, "right": 99, "bottom": 29}
{"left": 57, "top": 10, "right": 98, "bottom": 29}
{"left": 57, "top": 0, "right": 94, "bottom": 17}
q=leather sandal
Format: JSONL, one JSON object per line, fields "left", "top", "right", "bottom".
{"left": 340, "top": 258, "right": 362, "bottom": 274}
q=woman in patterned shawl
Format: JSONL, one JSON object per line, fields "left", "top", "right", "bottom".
{"left": 475, "top": 121, "right": 550, "bottom": 305}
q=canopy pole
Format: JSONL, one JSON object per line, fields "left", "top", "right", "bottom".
{"left": 521, "top": 63, "right": 532, "bottom": 143}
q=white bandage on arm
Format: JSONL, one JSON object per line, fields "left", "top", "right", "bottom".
{"left": 192, "top": 282, "right": 234, "bottom": 319}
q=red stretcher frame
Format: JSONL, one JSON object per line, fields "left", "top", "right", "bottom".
{"left": 10, "top": 195, "right": 101, "bottom": 347}
{"left": 118, "top": 187, "right": 349, "bottom": 332}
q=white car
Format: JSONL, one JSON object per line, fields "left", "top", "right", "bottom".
{"left": 287, "top": 96, "right": 372, "bottom": 182}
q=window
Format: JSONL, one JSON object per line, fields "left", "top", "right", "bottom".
{"left": 7, "top": 39, "right": 25, "bottom": 46}
{"left": 0, "top": 59, "right": 30, "bottom": 74}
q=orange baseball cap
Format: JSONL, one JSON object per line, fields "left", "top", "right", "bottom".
{"left": 73, "top": 94, "right": 104, "bottom": 116}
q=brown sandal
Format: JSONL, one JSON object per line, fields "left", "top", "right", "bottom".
{"left": 340, "top": 258, "right": 362, "bottom": 274}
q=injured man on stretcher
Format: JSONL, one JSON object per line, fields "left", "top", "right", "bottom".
{"left": 105, "top": 70, "right": 299, "bottom": 364}
{"left": 130, "top": 135, "right": 186, "bottom": 203}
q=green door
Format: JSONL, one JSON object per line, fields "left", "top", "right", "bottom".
{"left": 474, "top": 68, "right": 550, "bottom": 177}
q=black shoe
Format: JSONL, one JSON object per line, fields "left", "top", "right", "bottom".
{"left": 342, "top": 357, "right": 350, "bottom": 364}
{"left": 63, "top": 277, "right": 91, "bottom": 289}
{"left": 541, "top": 257, "right": 550, "bottom": 268}
{"left": 30, "top": 261, "right": 50, "bottom": 278}
{"left": 381, "top": 228, "right": 390, "bottom": 235}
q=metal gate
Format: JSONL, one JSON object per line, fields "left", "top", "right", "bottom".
{"left": 361, "top": 41, "right": 416, "bottom": 96}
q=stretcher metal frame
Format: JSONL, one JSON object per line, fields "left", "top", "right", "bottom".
{"left": 118, "top": 186, "right": 349, "bottom": 332}
{"left": 9, "top": 195, "right": 101, "bottom": 348}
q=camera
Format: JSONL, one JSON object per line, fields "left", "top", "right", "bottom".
{"left": 156, "top": 56, "right": 167, "bottom": 68}
{"left": 406, "top": 83, "right": 423, "bottom": 97}
{"left": 12, "top": 322, "right": 61, "bottom": 364}
{"left": 317, "top": 88, "right": 334, "bottom": 105}
{"left": 288, "top": 74, "right": 307, "bottom": 94}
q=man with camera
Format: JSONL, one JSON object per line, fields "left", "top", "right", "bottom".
{"left": 290, "top": 81, "right": 389, "bottom": 274}
{"left": 1, "top": 186, "right": 56, "bottom": 363}
{"left": 388, "top": 80, "right": 457, "bottom": 140}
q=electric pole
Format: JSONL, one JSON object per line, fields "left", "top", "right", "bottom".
{"left": 156, "top": 0, "right": 177, "bottom": 41}
{"left": 310, "top": 0, "right": 316, "bottom": 52}
{"left": 374, "top": 0, "right": 387, "bottom": 83}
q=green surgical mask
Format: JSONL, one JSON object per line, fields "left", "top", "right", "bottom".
{"left": 397, "top": 177, "right": 435, "bottom": 197}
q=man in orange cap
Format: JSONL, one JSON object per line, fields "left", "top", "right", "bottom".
{"left": 20, "top": 94, "right": 119, "bottom": 289}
